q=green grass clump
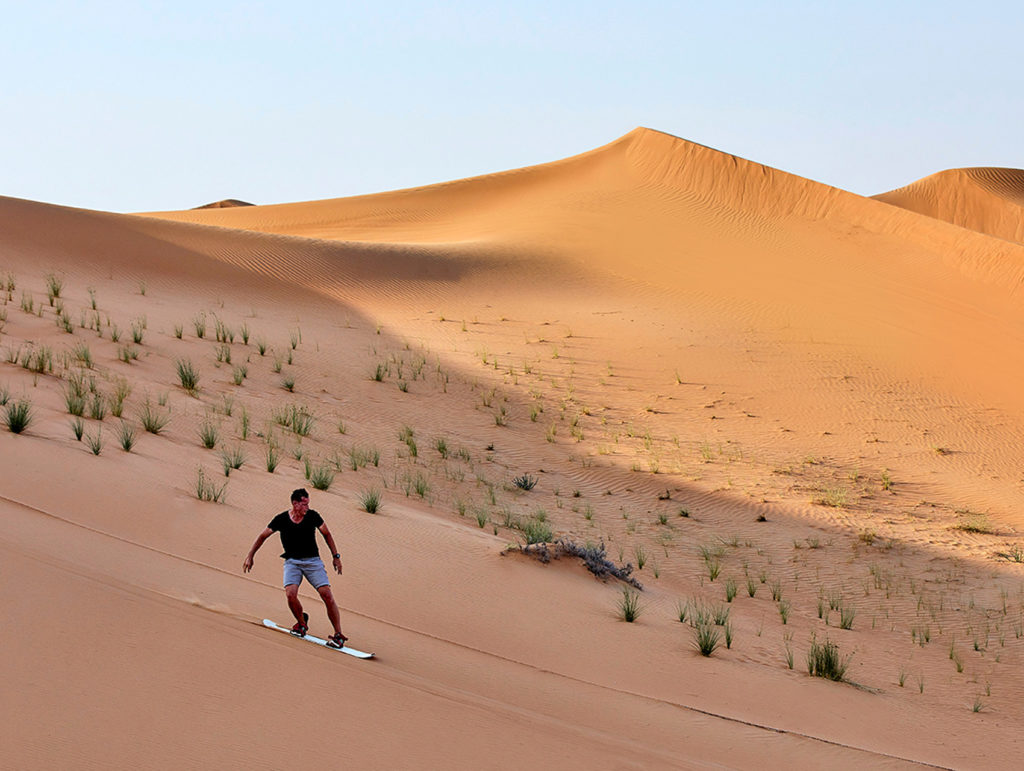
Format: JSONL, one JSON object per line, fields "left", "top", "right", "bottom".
{"left": 618, "top": 588, "right": 642, "bottom": 622}
{"left": 519, "top": 516, "right": 553, "bottom": 544}
{"left": 359, "top": 488, "right": 382, "bottom": 513}
{"left": 64, "top": 386, "right": 87, "bottom": 417}
{"left": 88, "top": 392, "right": 107, "bottom": 421}
{"left": 261, "top": 442, "right": 278, "bottom": 473}
{"left": 309, "top": 463, "right": 335, "bottom": 491}
{"left": 997, "top": 545, "right": 1024, "bottom": 563}
{"left": 955, "top": 513, "right": 997, "bottom": 535}
{"left": 724, "top": 577, "right": 737, "bottom": 602}
{"left": 693, "top": 623, "right": 721, "bottom": 656}
{"left": 71, "top": 342, "right": 93, "bottom": 369}
{"left": 4, "top": 399, "right": 32, "bottom": 433}
{"left": 176, "top": 359, "right": 200, "bottom": 395}
{"left": 219, "top": 445, "right": 246, "bottom": 476}
{"left": 22, "top": 345, "right": 54, "bottom": 374}
{"left": 85, "top": 429, "right": 103, "bottom": 455}
{"left": 117, "top": 421, "right": 136, "bottom": 452}
{"left": 109, "top": 379, "right": 130, "bottom": 418}
{"left": 273, "top": 404, "right": 314, "bottom": 436}
{"left": 195, "top": 467, "right": 227, "bottom": 503}
{"left": 807, "top": 635, "right": 851, "bottom": 681}
{"left": 348, "top": 446, "right": 378, "bottom": 470}
{"left": 634, "top": 544, "right": 647, "bottom": 570}
{"left": 70, "top": 417, "right": 85, "bottom": 441}
{"left": 778, "top": 599, "right": 791, "bottom": 624}
{"left": 139, "top": 401, "right": 170, "bottom": 434}
{"left": 44, "top": 273, "right": 63, "bottom": 299}
{"left": 199, "top": 420, "right": 219, "bottom": 449}
{"left": 512, "top": 473, "right": 538, "bottom": 491}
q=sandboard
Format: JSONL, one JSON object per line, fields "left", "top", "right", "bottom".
{"left": 262, "top": 619, "right": 374, "bottom": 659}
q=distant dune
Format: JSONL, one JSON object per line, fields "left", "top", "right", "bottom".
{"left": 4, "top": 128, "right": 1024, "bottom": 768}
{"left": 874, "top": 167, "right": 1024, "bottom": 245}
{"left": 193, "top": 199, "right": 255, "bottom": 209}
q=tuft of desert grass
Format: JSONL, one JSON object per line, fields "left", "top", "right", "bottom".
{"left": 955, "top": 513, "right": 997, "bottom": 535}
{"left": 778, "top": 600, "right": 791, "bottom": 624}
{"left": 693, "top": 623, "right": 721, "bottom": 656}
{"left": 176, "top": 358, "right": 200, "bottom": 395}
{"left": 519, "top": 515, "right": 553, "bottom": 544}
{"left": 807, "top": 635, "right": 851, "bottom": 681}
{"left": 512, "top": 473, "right": 538, "bottom": 491}
{"left": 199, "top": 420, "right": 219, "bottom": 449}
{"left": 618, "top": 587, "right": 642, "bottom": 622}
{"left": 724, "top": 577, "right": 737, "bottom": 602}
{"left": 219, "top": 445, "right": 246, "bottom": 476}
{"left": 117, "top": 421, "right": 136, "bottom": 452}
{"left": 359, "top": 488, "right": 382, "bottom": 514}
{"left": 139, "top": 401, "right": 170, "bottom": 434}
{"left": 194, "top": 467, "right": 227, "bottom": 503}
{"left": 4, "top": 399, "right": 32, "bottom": 433}
{"left": 44, "top": 273, "right": 64, "bottom": 299}
{"left": 264, "top": 443, "right": 280, "bottom": 473}
{"left": 85, "top": 429, "right": 103, "bottom": 455}
{"left": 309, "top": 463, "right": 335, "bottom": 491}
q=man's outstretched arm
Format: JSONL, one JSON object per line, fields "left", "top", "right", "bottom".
{"left": 318, "top": 524, "right": 343, "bottom": 575}
{"left": 243, "top": 527, "right": 274, "bottom": 572}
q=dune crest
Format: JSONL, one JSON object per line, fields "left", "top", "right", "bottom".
{"left": 873, "top": 167, "right": 1024, "bottom": 245}
{"left": 193, "top": 199, "right": 255, "bottom": 209}
{"left": 143, "top": 129, "right": 1024, "bottom": 291}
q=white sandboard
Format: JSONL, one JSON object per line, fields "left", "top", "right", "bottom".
{"left": 262, "top": 619, "right": 374, "bottom": 659}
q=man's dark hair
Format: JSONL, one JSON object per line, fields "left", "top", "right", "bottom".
{"left": 291, "top": 488, "right": 309, "bottom": 503}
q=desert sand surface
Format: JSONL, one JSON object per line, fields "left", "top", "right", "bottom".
{"left": 3, "top": 127, "right": 1024, "bottom": 769}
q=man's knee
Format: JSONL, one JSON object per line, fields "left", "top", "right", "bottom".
{"left": 285, "top": 584, "right": 300, "bottom": 599}
{"left": 317, "top": 585, "right": 335, "bottom": 602}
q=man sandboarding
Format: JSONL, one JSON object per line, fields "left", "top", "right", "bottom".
{"left": 244, "top": 488, "right": 349, "bottom": 649}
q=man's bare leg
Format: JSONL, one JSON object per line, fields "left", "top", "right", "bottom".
{"left": 285, "top": 584, "right": 305, "bottom": 625}
{"left": 317, "top": 584, "right": 344, "bottom": 637}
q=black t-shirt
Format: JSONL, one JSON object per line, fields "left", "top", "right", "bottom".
{"left": 268, "top": 509, "right": 324, "bottom": 559}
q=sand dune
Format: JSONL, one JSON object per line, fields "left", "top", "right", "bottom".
{"left": 194, "top": 199, "right": 255, "bottom": 209}
{"left": 3, "top": 129, "right": 1024, "bottom": 768}
{"left": 874, "top": 167, "right": 1024, "bottom": 245}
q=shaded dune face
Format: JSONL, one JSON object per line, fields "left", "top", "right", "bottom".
{"left": 873, "top": 167, "right": 1024, "bottom": 245}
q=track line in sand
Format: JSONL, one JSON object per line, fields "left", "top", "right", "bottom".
{"left": 0, "top": 490, "right": 953, "bottom": 769}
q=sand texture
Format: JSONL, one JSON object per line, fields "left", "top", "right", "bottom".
{"left": 3, "top": 127, "right": 1024, "bottom": 769}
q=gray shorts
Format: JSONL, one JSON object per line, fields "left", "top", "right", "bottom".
{"left": 283, "top": 557, "right": 330, "bottom": 589}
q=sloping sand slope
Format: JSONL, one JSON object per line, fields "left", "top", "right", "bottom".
{"left": 874, "top": 168, "right": 1024, "bottom": 245}
{"left": 3, "top": 129, "right": 1024, "bottom": 768}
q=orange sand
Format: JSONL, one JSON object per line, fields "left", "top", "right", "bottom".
{"left": 3, "top": 128, "right": 1024, "bottom": 768}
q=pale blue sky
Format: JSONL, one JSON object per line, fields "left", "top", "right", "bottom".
{"left": 2, "top": 1, "right": 1020, "bottom": 212}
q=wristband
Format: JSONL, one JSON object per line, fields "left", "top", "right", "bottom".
{"left": 333, "top": 553, "right": 341, "bottom": 559}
